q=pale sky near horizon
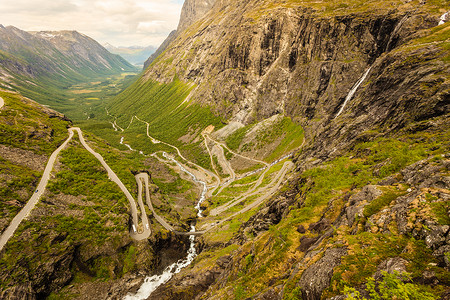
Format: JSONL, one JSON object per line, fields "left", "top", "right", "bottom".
{"left": 0, "top": 0, "right": 185, "bottom": 47}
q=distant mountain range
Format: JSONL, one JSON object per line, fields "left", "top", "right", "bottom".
{"left": 103, "top": 43, "right": 156, "bottom": 67}
{"left": 0, "top": 25, "right": 137, "bottom": 104}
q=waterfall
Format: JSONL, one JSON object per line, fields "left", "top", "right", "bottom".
{"left": 335, "top": 67, "right": 372, "bottom": 118}
{"left": 123, "top": 226, "right": 197, "bottom": 300}
{"left": 439, "top": 12, "right": 449, "bottom": 25}
{"left": 386, "top": 14, "right": 409, "bottom": 52}
{"left": 123, "top": 153, "right": 208, "bottom": 299}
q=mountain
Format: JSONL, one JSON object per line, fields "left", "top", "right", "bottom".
{"left": 143, "top": 0, "right": 216, "bottom": 69}
{"left": 104, "top": 43, "right": 157, "bottom": 67}
{"left": 108, "top": 0, "right": 449, "bottom": 299}
{"left": 0, "top": 0, "right": 448, "bottom": 299}
{"left": 0, "top": 26, "right": 137, "bottom": 106}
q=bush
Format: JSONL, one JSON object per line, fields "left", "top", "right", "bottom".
{"left": 345, "top": 271, "right": 435, "bottom": 300}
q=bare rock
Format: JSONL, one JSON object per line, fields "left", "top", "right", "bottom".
{"left": 256, "top": 287, "right": 282, "bottom": 300}
{"left": 433, "top": 245, "right": 450, "bottom": 268}
{"left": 298, "top": 236, "right": 319, "bottom": 252}
{"left": 297, "top": 225, "right": 307, "bottom": 234}
{"left": 424, "top": 225, "right": 448, "bottom": 250}
{"left": 298, "top": 247, "right": 347, "bottom": 300}
{"left": 346, "top": 185, "right": 382, "bottom": 226}
{"left": 374, "top": 257, "right": 408, "bottom": 280}
{"left": 309, "top": 219, "right": 331, "bottom": 234}
{"left": 0, "top": 283, "right": 36, "bottom": 300}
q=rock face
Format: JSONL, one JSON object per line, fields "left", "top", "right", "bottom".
{"left": 131, "top": 0, "right": 449, "bottom": 299}
{"left": 142, "top": 0, "right": 443, "bottom": 128}
{"left": 177, "top": 0, "right": 217, "bottom": 32}
{"left": 143, "top": 0, "right": 216, "bottom": 69}
{"left": 298, "top": 248, "right": 347, "bottom": 300}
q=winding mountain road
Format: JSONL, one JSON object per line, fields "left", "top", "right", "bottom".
{"left": 203, "top": 134, "right": 269, "bottom": 167}
{"left": 133, "top": 115, "right": 221, "bottom": 187}
{"left": 0, "top": 127, "right": 152, "bottom": 251}
{"left": 105, "top": 113, "right": 298, "bottom": 236}
{"left": 71, "top": 128, "right": 150, "bottom": 240}
{"left": 0, "top": 129, "right": 75, "bottom": 251}
{"left": 136, "top": 173, "right": 203, "bottom": 236}
{"left": 201, "top": 161, "right": 294, "bottom": 232}
{"left": 1, "top": 106, "right": 297, "bottom": 252}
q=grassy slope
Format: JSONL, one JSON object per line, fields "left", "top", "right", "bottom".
{"left": 106, "top": 78, "right": 225, "bottom": 169}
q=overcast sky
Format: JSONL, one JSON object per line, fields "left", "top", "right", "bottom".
{"left": 0, "top": 0, "right": 184, "bottom": 47}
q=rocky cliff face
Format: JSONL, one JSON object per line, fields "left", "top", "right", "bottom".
{"left": 177, "top": 0, "right": 217, "bottom": 32}
{"left": 143, "top": 0, "right": 216, "bottom": 69}
{"left": 144, "top": 0, "right": 445, "bottom": 127}
{"left": 134, "top": 0, "right": 449, "bottom": 299}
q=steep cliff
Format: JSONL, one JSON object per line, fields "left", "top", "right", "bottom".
{"left": 143, "top": 0, "right": 216, "bottom": 69}
{"left": 120, "top": 0, "right": 450, "bottom": 299}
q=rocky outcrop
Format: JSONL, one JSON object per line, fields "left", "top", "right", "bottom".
{"left": 143, "top": 0, "right": 216, "bottom": 70}
{"left": 177, "top": 0, "right": 217, "bottom": 32}
{"left": 298, "top": 248, "right": 347, "bottom": 300}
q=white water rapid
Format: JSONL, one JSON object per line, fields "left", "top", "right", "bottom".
{"left": 123, "top": 152, "right": 208, "bottom": 299}
{"left": 123, "top": 226, "right": 197, "bottom": 300}
{"left": 335, "top": 67, "right": 372, "bottom": 118}
{"left": 163, "top": 152, "right": 208, "bottom": 218}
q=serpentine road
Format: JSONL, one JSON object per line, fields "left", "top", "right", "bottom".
{"left": 0, "top": 112, "right": 296, "bottom": 251}
{"left": 0, "top": 96, "right": 4, "bottom": 109}
{"left": 135, "top": 173, "right": 203, "bottom": 236}
{"left": 0, "top": 127, "right": 151, "bottom": 251}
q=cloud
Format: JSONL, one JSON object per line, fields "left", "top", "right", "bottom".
{"left": 0, "top": 0, "right": 183, "bottom": 47}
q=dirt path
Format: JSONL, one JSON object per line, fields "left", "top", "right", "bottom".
{"left": 0, "top": 97, "right": 4, "bottom": 109}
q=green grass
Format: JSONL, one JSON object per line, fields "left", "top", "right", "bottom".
{"left": 225, "top": 117, "right": 304, "bottom": 162}
{"left": 226, "top": 126, "right": 250, "bottom": 151}
{"left": 104, "top": 78, "right": 225, "bottom": 169}
{"left": 363, "top": 188, "right": 407, "bottom": 218}
{"left": 0, "top": 91, "right": 70, "bottom": 155}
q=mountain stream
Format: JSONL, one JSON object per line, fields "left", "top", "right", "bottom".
{"left": 123, "top": 153, "right": 207, "bottom": 299}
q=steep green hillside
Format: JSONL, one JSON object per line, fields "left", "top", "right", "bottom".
{"left": 0, "top": 90, "right": 70, "bottom": 232}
